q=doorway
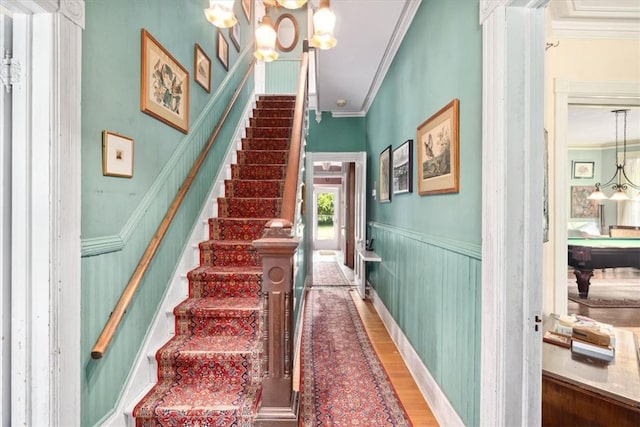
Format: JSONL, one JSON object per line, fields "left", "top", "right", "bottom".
{"left": 313, "top": 186, "right": 340, "bottom": 250}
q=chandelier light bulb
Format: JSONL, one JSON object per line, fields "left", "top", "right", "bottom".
{"left": 254, "top": 15, "right": 279, "bottom": 62}
{"left": 276, "top": 0, "right": 308, "bottom": 9}
{"left": 204, "top": 0, "right": 238, "bottom": 28}
{"left": 310, "top": 0, "right": 337, "bottom": 50}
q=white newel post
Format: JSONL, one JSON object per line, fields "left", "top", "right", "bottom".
{"left": 6, "top": 0, "right": 84, "bottom": 425}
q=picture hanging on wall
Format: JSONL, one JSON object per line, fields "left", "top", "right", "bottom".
{"left": 416, "top": 99, "right": 459, "bottom": 195}
{"left": 194, "top": 43, "right": 211, "bottom": 93}
{"left": 102, "top": 130, "right": 134, "bottom": 178}
{"left": 379, "top": 145, "right": 392, "bottom": 203}
{"left": 572, "top": 161, "right": 595, "bottom": 179}
{"left": 140, "top": 29, "right": 189, "bottom": 134}
{"left": 217, "top": 30, "right": 229, "bottom": 71}
{"left": 570, "top": 185, "right": 598, "bottom": 218}
{"left": 229, "top": 24, "right": 240, "bottom": 52}
{"left": 393, "top": 139, "right": 413, "bottom": 195}
{"left": 242, "top": 0, "right": 251, "bottom": 23}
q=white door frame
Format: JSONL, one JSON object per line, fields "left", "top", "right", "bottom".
{"left": 306, "top": 152, "right": 366, "bottom": 294}
{"left": 480, "top": 1, "right": 547, "bottom": 425}
{"left": 3, "top": 1, "right": 84, "bottom": 425}
{"left": 553, "top": 80, "right": 640, "bottom": 314}
{"left": 312, "top": 185, "right": 341, "bottom": 250}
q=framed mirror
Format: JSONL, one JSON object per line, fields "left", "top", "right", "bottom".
{"left": 275, "top": 13, "right": 298, "bottom": 52}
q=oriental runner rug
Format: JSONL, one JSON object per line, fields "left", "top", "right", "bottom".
{"left": 300, "top": 288, "right": 411, "bottom": 426}
{"left": 312, "top": 261, "right": 351, "bottom": 286}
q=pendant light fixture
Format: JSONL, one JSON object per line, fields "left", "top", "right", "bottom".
{"left": 254, "top": 14, "right": 279, "bottom": 62}
{"left": 588, "top": 109, "right": 639, "bottom": 201}
{"left": 276, "top": 0, "right": 308, "bottom": 9}
{"left": 310, "top": 0, "right": 337, "bottom": 50}
{"left": 204, "top": 0, "right": 238, "bottom": 28}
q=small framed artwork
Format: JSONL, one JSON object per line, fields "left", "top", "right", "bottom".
{"left": 241, "top": 0, "right": 251, "bottom": 23}
{"left": 416, "top": 99, "right": 459, "bottom": 195}
{"left": 102, "top": 130, "right": 133, "bottom": 178}
{"left": 140, "top": 29, "right": 189, "bottom": 134}
{"left": 217, "top": 30, "right": 229, "bottom": 71}
{"left": 194, "top": 43, "right": 211, "bottom": 93}
{"left": 573, "top": 161, "right": 594, "bottom": 179}
{"left": 570, "top": 185, "right": 598, "bottom": 218}
{"left": 229, "top": 24, "right": 240, "bottom": 52}
{"left": 393, "top": 139, "right": 413, "bottom": 194}
{"left": 379, "top": 145, "right": 392, "bottom": 203}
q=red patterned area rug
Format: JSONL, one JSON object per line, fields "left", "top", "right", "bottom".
{"left": 312, "top": 261, "right": 350, "bottom": 286}
{"left": 300, "top": 288, "right": 412, "bottom": 426}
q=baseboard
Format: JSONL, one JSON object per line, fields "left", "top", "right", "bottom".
{"left": 368, "top": 285, "right": 464, "bottom": 427}
{"left": 99, "top": 94, "right": 256, "bottom": 427}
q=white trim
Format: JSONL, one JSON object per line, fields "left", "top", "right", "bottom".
{"left": 481, "top": 1, "right": 546, "bottom": 426}
{"left": 100, "top": 95, "right": 256, "bottom": 427}
{"left": 553, "top": 80, "right": 640, "bottom": 315}
{"left": 368, "top": 287, "right": 464, "bottom": 427}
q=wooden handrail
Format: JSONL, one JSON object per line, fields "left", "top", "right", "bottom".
{"left": 281, "top": 50, "right": 309, "bottom": 222}
{"left": 91, "top": 59, "right": 256, "bottom": 360}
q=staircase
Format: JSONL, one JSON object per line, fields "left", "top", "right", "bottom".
{"left": 133, "top": 95, "right": 295, "bottom": 426}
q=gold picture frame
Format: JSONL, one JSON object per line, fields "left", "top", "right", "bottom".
{"left": 102, "top": 130, "right": 134, "bottom": 178}
{"left": 217, "top": 30, "right": 229, "bottom": 71}
{"left": 194, "top": 43, "right": 211, "bottom": 93}
{"left": 416, "top": 99, "right": 459, "bottom": 195}
{"left": 241, "top": 0, "right": 251, "bottom": 23}
{"left": 140, "top": 29, "right": 189, "bottom": 134}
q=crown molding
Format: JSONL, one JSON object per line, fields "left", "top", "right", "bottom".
{"left": 548, "top": 0, "right": 640, "bottom": 39}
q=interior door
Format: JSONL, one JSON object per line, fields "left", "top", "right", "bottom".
{"left": 344, "top": 163, "right": 355, "bottom": 268}
{"left": 353, "top": 153, "right": 367, "bottom": 298}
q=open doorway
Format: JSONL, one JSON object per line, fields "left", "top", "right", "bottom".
{"left": 313, "top": 186, "right": 340, "bottom": 251}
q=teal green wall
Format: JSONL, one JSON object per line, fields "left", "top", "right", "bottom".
{"left": 81, "top": 1, "right": 255, "bottom": 425}
{"left": 365, "top": 0, "right": 482, "bottom": 424}
{"left": 307, "top": 113, "right": 366, "bottom": 152}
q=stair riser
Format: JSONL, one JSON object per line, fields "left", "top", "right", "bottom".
{"left": 189, "top": 277, "right": 261, "bottom": 299}
{"left": 252, "top": 108, "right": 294, "bottom": 118}
{"left": 224, "top": 180, "right": 284, "bottom": 199}
{"left": 249, "top": 117, "right": 293, "bottom": 128}
{"left": 256, "top": 100, "right": 295, "bottom": 109}
{"left": 231, "top": 165, "right": 285, "bottom": 181}
{"left": 218, "top": 198, "right": 281, "bottom": 218}
{"left": 236, "top": 150, "right": 288, "bottom": 165}
{"left": 245, "top": 127, "right": 291, "bottom": 139}
{"left": 241, "top": 138, "right": 289, "bottom": 151}
{"left": 157, "top": 352, "right": 259, "bottom": 384}
{"left": 209, "top": 217, "right": 270, "bottom": 241}
{"left": 175, "top": 312, "right": 260, "bottom": 337}
{"left": 199, "top": 245, "right": 262, "bottom": 268}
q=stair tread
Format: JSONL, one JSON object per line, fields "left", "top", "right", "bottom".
{"left": 189, "top": 265, "right": 262, "bottom": 275}
{"left": 175, "top": 296, "right": 261, "bottom": 313}
{"left": 163, "top": 334, "right": 260, "bottom": 353}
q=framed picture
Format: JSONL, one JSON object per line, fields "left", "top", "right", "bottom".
{"left": 102, "top": 130, "right": 133, "bottom": 178}
{"left": 573, "top": 161, "right": 594, "bottom": 179}
{"left": 217, "top": 30, "right": 229, "bottom": 71}
{"left": 229, "top": 24, "right": 240, "bottom": 52}
{"left": 379, "top": 145, "right": 392, "bottom": 203}
{"left": 570, "top": 185, "right": 599, "bottom": 218}
{"left": 194, "top": 43, "right": 211, "bottom": 93}
{"left": 241, "top": 0, "right": 251, "bottom": 23}
{"left": 416, "top": 99, "right": 459, "bottom": 195}
{"left": 393, "top": 139, "right": 413, "bottom": 194}
{"left": 140, "top": 29, "right": 189, "bottom": 134}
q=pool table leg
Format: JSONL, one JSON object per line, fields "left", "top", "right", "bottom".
{"left": 573, "top": 269, "right": 594, "bottom": 298}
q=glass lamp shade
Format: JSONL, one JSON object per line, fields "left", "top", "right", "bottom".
{"left": 276, "top": 0, "right": 307, "bottom": 9}
{"left": 609, "top": 190, "right": 630, "bottom": 201}
{"left": 204, "top": 0, "right": 238, "bottom": 28}
{"left": 310, "top": 1, "right": 337, "bottom": 49}
{"left": 587, "top": 189, "right": 608, "bottom": 200}
{"left": 254, "top": 16, "right": 279, "bottom": 62}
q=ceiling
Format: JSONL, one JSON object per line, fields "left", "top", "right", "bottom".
{"left": 308, "top": 0, "right": 640, "bottom": 118}
{"left": 568, "top": 106, "right": 640, "bottom": 147}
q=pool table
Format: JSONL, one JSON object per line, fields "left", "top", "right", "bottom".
{"left": 567, "top": 237, "right": 640, "bottom": 298}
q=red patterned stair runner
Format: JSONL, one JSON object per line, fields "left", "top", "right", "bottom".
{"left": 133, "top": 95, "right": 295, "bottom": 427}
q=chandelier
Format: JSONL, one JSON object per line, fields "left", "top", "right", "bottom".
{"left": 588, "top": 109, "right": 640, "bottom": 201}
{"left": 204, "top": 0, "right": 337, "bottom": 62}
